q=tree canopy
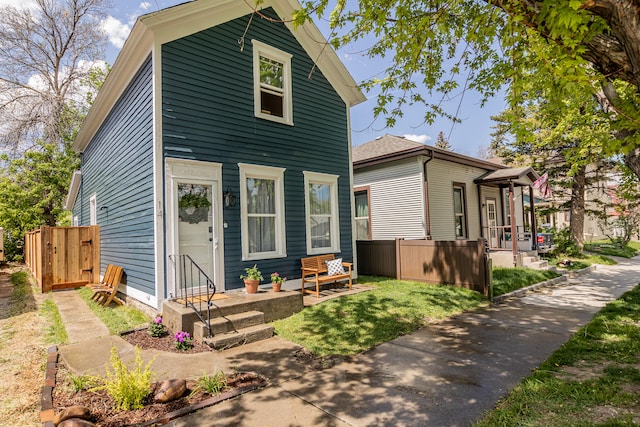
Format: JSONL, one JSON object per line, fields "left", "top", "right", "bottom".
{"left": 295, "top": 0, "right": 640, "bottom": 178}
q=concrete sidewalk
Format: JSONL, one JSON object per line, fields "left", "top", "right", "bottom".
{"left": 56, "top": 256, "right": 640, "bottom": 426}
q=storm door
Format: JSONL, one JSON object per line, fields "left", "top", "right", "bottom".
{"left": 166, "top": 160, "right": 224, "bottom": 299}
{"left": 486, "top": 199, "right": 499, "bottom": 249}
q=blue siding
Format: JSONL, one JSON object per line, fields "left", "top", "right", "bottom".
{"left": 75, "top": 57, "right": 156, "bottom": 296}
{"left": 162, "top": 9, "right": 353, "bottom": 289}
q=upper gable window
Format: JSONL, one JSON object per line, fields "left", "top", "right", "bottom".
{"left": 252, "top": 40, "right": 293, "bottom": 126}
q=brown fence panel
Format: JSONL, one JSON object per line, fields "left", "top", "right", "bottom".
{"left": 357, "top": 238, "right": 489, "bottom": 296}
{"left": 25, "top": 226, "right": 100, "bottom": 292}
{"left": 356, "top": 240, "right": 397, "bottom": 277}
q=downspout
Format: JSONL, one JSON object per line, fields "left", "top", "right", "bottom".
{"left": 529, "top": 185, "right": 537, "bottom": 250}
{"left": 423, "top": 151, "right": 434, "bottom": 239}
{"left": 509, "top": 181, "right": 517, "bottom": 266}
{"left": 477, "top": 184, "right": 484, "bottom": 242}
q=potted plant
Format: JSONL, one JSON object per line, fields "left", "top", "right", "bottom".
{"left": 240, "top": 264, "right": 263, "bottom": 294}
{"left": 270, "top": 272, "right": 286, "bottom": 292}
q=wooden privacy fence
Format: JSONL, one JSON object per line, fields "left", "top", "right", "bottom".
{"left": 25, "top": 226, "right": 100, "bottom": 293}
{"left": 356, "top": 238, "right": 490, "bottom": 296}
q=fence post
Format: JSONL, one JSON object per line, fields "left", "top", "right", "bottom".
{"left": 395, "top": 238, "right": 403, "bottom": 280}
{"left": 41, "top": 226, "right": 52, "bottom": 293}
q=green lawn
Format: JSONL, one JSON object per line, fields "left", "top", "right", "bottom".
{"left": 77, "top": 286, "right": 150, "bottom": 335}
{"left": 475, "top": 284, "right": 640, "bottom": 426}
{"left": 491, "top": 267, "right": 561, "bottom": 297}
{"left": 273, "top": 276, "right": 487, "bottom": 357}
{"left": 584, "top": 240, "right": 639, "bottom": 258}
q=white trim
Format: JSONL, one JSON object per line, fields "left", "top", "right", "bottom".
{"left": 65, "top": 170, "right": 82, "bottom": 210}
{"left": 165, "top": 159, "right": 226, "bottom": 296}
{"left": 252, "top": 40, "right": 293, "bottom": 126}
{"left": 152, "top": 41, "right": 167, "bottom": 308}
{"left": 72, "top": 0, "right": 365, "bottom": 152}
{"left": 89, "top": 194, "right": 97, "bottom": 225}
{"left": 238, "top": 163, "right": 287, "bottom": 260}
{"left": 119, "top": 284, "right": 159, "bottom": 310}
{"left": 304, "top": 171, "right": 340, "bottom": 254}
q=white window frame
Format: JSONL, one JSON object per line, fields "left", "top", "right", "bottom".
{"left": 252, "top": 40, "right": 293, "bottom": 126}
{"left": 453, "top": 184, "right": 468, "bottom": 239}
{"left": 239, "top": 163, "right": 287, "bottom": 260}
{"left": 89, "top": 194, "right": 97, "bottom": 225}
{"left": 72, "top": 216, "right": 79, "bottom": 227}
{"left": 304, "top": 171, "right": 340, "bottom": 254}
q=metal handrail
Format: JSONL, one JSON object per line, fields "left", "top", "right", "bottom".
{"left": 169, "top": 254, "right": 216, "bottom": 338}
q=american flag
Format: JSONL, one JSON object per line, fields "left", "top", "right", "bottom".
{"left": 533, "top": 172, "right": 552, "bottom": 198}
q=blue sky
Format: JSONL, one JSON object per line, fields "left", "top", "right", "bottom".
{"left": 2, "top": 0, "right": 507, "bottom": 155}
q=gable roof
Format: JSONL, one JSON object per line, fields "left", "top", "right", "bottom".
{"left": 353, "top": 134, "right": 506, "bottom": 171}
{"left": 474, "top": 166, "right": 539, "bottom": 186}
{"left": 73, "top": 0, "right": 366, "bottom": 151}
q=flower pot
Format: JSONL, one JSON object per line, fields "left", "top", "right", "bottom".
{"left": 272, "top": 282, "right": 282, "bottom": 292}
{"left": 244, "top": 279, "right": 259, "bottom": 294}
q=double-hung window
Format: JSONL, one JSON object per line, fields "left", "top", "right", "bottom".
{"left": 453, "top": 183, "right": 468, "bottom": 238}
{"left": 354, "top": 187, "right": 371, "bottom": 240}
{"left": 252, "top": 40, "right": 293, "bottom": 125}
{"left": 239, "top": 164, "right": 286, "bottom": 260}
{"left": 304, "top": 171, "right": 340, "bottom": 254}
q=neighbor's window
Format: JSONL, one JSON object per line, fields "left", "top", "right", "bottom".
{"left": 239, "top": 163, "right": 286, "bottom": 260}
{"left": 89, "top": 194, "right": 97, "bottom": 225}
{"left": 453, "top": 184, "right": 467, "bottom": 238}
{"left": 252, "top": 40, "right": 293, "bottom": 125}
{"left": 354, "top": 188, "right": 371, "bottom": 240}
{"left": 304, "top": 171, "right": 340, "bottom": 254}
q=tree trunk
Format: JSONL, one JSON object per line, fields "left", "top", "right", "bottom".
{"left": 570, "top": 166, "right": 586, "bottom": 248}
{"left": 624, "top": 148, "right": 640, "bottom": 181}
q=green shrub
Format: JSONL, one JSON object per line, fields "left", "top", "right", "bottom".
{"left": 68, "top": 372, "right": 98, "bottom": 393}
{"left": 194, "top": 371, "right": 227, "bottom": 395}
{"left": 93, "top": 346, "right": 155, "bottom": 410}
{"left": 552, "top": 227, "right": 582, "bottom": 257}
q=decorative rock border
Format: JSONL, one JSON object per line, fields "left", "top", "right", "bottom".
{"left": 492, "top": 265, "right": 597, "bottom": 303}
{"left": 40, "top": 344, "right": 268, "bottom": 426}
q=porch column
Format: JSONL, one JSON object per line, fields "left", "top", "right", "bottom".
{"left": 529, "top": 185, "right": 537, "bottom": 250}
{"left": 509, "top": 182, "right": 517, "bottom": 266}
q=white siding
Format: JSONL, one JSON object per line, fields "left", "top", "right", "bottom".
{"left": 427, "top": 159, "right": 485, "bottom": 240}
{"left": 354, "top": 158, "right": 426, "bottom": 240}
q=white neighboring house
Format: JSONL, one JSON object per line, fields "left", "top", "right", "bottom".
{"left": 352, "top": 134, "right": 542, "bottom": 267}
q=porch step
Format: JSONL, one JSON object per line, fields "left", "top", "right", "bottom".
{"left": 193, "top": 310, "right": 265, "bottom": 341}
{"left": 202, "top": 323, "right": 274, "bottom": 351}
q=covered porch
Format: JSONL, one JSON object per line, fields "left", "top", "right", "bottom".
{"left": 474, "top": 166, "right": 540, "bottom": 266}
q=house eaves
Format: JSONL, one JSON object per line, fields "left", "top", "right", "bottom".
{"left": 473, "top": 166, "right": 539, "bottom": 187}
{"left": 73, "top": 0, "right": 365, "bottom": 152}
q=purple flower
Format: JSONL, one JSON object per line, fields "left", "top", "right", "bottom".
{"left": 154, "top": 316, "right": 162, "bottom": 324}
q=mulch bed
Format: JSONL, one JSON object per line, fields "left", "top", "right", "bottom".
{"left": 120, "top": 328, "right": 212, "bottom": 353}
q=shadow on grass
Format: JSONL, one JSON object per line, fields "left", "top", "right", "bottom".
{"left": 0, "top": 268, "right": 37, "bottom": 320}
{"left": 274, "top": 278, "right": 486, "bottom": 357}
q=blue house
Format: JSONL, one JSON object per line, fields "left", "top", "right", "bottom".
{"left": 65, "top": 0, "right": 365, "bottom": 311}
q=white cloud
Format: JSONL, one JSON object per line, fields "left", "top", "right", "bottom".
{"left": 403, "top": 134, "right": 431, "bottom": 144}
{"left": 101, "top": 16, "right": 131, "bottom": 49}
{"left": 139, "top": 2, "right": 152, "bottom": 10}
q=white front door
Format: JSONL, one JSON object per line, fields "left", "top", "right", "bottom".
{"left": 486, "top": 199, "right": 498, "bottom": 249}
{"left": 166, "top": 160, "right": 224, "bottom": 298}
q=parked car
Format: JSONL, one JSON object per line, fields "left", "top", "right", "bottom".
{"left": 537, "top": 232, "right": 555, "bottom": 254}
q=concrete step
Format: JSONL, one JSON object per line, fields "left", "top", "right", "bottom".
{"left": 202, "top": 323, "right": 274, "bottom": 350}
{"left": 193, "top": 310, "right": 265, "bottom": 341}
{"left": 525, "top": 260, "right": 549, "bottom": 270}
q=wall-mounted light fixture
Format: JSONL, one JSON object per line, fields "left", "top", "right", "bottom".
{"left": 223, "top": 189, "right": 236, "bottom": 207}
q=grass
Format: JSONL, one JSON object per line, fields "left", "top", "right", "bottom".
{"left": 475, "top": 284, "right": 640, "bottom": 426}
{"left": 77, "top": 286, "right": 149, "bottom": 335}
{"left": 491, "top": 267, "right": 561, "bottom": 297}
{"left": 8, "top": 270, "right": 34, "bottom": 317}
{"left": 272, "top": 276, "right": 487, "bottom": 357}
{"left": 584, "top": 240, "right": 639, "bottom": 258}
{"left": 40, "top": 298, "right": 68, "bottom": 344}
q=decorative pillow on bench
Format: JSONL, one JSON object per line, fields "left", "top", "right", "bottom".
{"left": 326, "top": 258, "right": 345, "bottom": 276}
